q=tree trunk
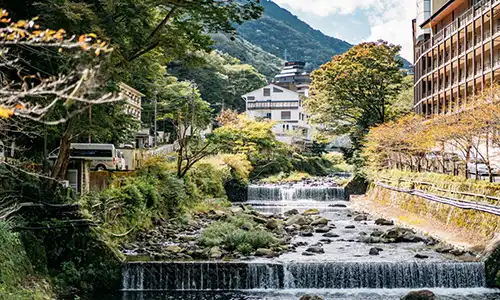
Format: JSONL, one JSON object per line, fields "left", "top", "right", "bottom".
{"left": 51, "top": 118, "right": 75, "bottom": 181}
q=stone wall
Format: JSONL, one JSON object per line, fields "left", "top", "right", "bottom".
{"left": 366, "top": 184, "right": 500, "bottom": 287}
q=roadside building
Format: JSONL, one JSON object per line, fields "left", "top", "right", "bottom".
{"left": 413, "top": 0, "right": 500, "bottom": 116}
{"left": 242, "top": 84, "right": 312, "bottom": 144}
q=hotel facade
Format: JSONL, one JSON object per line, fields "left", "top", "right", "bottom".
{"left": 413, "top": 0, "right": 500, "bottom": 116}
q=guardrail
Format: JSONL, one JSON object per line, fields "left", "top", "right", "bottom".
{"left": 379, "top": 177, "right": 500, "bottom": 203}
{"left": 375, "top": 181, "right": 500, "bottom": 217}
{"left": 148, "top": 141, "right": 179, "bottom": 156}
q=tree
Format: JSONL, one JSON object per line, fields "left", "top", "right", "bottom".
{"left": 169, "top": 50, "right": 267, "bottom": 113}
{"left": 307, "top": 40, "right": 404, "bottom": 152}
{"left": 157, "top": 78, "right": 213, "bottom": 178}
{"left": 0, "top": 11, "right": 126, "bottom": 180}
{"left": 210, "top": 112, "right": 292, "bottom": 178}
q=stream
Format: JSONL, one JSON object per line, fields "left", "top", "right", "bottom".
{"left": 116, "top": 182, "right": 500, "bottom": 300}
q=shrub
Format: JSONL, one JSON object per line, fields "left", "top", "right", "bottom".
{"left": 186, "top": 162, "right": 230, "bottom": 200}
{"left": 199, "top": 217, "right": 277, "bottom": 252}
{"left": 221, "top": 154, "right": 253, "bottom": 181}
{"left": 236, "top": 243, "right": 254, "bottom": 255}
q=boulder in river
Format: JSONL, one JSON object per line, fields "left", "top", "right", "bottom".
{"left": 255, "top": 248, "right": 278, "bottom": 258}
{"left": 329, "top": 204, "right": 347, "bottom": 208}
{"left": 354, "top": 214, "right": 368, "bottom": 221}
{"left": 303, "top": 208, "right": 320, "bottom": 216}
{"left": 375, "top": 218, "right": 394, "bottom": 226}
{"left": 401, "top": 290, "right": 436, "bottom": 300}
{"left": 414, "top": 253, "right": 429, "bottom": 259}
{"left": 435, "top": 245, "right": 454, "bottom": 253}
{"left": 371, "top": 230, "right": 384, "bottom": 237}
{"left": 284, "top": 209, "right": 299, "bottom": 216}
{"left": 306, "top": 246, "right": 325, "bottom": 254}
{"left": 345, "top": 225, "right": 356, "bottom": 229}
{"left": 301, "top": 252, "right": 315, "bottom": 256}
{"left": 311, "top": 217, "right": 329, "bottom": 226}
{"left": 323, "top": 232, "right": 339, "bottom": 238}
{"left": 369, "top": 248, "right": 380, "bottom": 255}
{"left": 300, "top": 230, "right": 314, "bottom": 237}
{"left": 209, "top": 246, "right": 222, "bottom": 259}
{"left": 315, "top": 227, "right": 331, "bottom": 233}
{"left": 285, "top": 215, "right": 309, "bottom": 226}
{"left": 266, "top": 219, "right": 280, "bottom": 230}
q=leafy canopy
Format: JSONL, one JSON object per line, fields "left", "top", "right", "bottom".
{"left": 306, "top": 40, "right": 404, "bottom": 151}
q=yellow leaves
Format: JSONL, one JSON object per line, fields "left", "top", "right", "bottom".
{"left": 0, "top": 106, "right": 14, "bottom": 119}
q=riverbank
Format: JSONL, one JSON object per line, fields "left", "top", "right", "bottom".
{"left": 357, "top": 171, "right": 500, "bottom": 287}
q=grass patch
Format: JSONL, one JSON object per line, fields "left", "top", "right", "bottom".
{"left": 0, "top": 222, "right": 54, "bottom": 300}
{"left": 198, "top": 215, "right": 278, "bottom": 253}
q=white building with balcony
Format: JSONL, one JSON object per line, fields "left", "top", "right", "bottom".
{"left": 242, "top": 84, "right": 311, "bottom": 144}
{"left": 119, "top": 82, "right": 144, "bottom": 121}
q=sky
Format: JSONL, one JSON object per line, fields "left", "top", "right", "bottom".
{"left": 272, "top": 0, "right": 416, "bottom": 63}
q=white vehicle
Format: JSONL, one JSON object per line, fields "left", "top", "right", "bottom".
{"left": 48, "top": 143, "right": 120, "bottom": 171}
{"left": 468, "top": 159, "right": 500, "bottom": 176}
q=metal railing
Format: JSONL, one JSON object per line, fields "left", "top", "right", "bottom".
{"left": 376, "top": 181, "right": 500, "bottom": 217}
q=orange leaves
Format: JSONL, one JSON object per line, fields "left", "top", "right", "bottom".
{"left": 0, "top": 8, "right": 109, "bottom": 55}
{"left": 0, "top": 106, "right": 14, "bottom": 119}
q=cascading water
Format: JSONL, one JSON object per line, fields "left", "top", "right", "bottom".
{"left": 120, "top": 180, "right": 498, "bottom": 299}
{"left": 122, "top": 261, "right": 486, "bottom": 291}
{"left": 247, "top": 184, "right": 347, "bottom": 201}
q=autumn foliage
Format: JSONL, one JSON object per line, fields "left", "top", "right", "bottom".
{"left": 363, "top": 85, "right": 500, "bottom": 181}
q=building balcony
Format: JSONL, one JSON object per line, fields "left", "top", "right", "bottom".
{"left": 417, "top": 0, "right": 497, "bottom": 62}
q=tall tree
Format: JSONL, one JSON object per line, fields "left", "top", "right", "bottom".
{"left": 306, "top": 40, "right": 404, "bottom": 152}
{"left": 157, "top": 77, "right": 213, "bottom": 178}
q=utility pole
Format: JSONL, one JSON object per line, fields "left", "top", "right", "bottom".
{"left": 190, "top": 81, "right": 196, "bottom": 136}
{"left": 154, "top": 90, "right": 158, "bottom": 147}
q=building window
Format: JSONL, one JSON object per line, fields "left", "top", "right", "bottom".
{"left": 265, "top": 113, "right": 271, "bottom": 119}
{"left": 263, "top": 88, "right": 271, "bottom": 97}
{"left": 247, "top": 96, "right": 255, "bottom": 101}
{"left": 281, "top": 111, "right": 291, "bottom": 120}
{"left": 273, "top": 87, "right": 283, "bottom": 93}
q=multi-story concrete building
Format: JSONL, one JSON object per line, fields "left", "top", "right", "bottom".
{"left": 272, "top": 61, "right": 311, "bottom": 97}
{"left": 119, "top": 82, "right": 144, "bottom": 121}
{"left": 413, "top": 0, "right": 500, "bottom": 116}
{"left": 242, "top": 84, "right": 312, "bottom": 144}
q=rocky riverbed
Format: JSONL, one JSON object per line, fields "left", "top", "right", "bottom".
{"left": 121, "top": 200, "right": 477, "bottom": 263}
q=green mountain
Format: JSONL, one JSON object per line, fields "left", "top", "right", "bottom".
{"left": 211, "top": 33, "right": 284, "bottom": 80}
{"left": 214, "top": 0, "right": 410, "bottom": 75}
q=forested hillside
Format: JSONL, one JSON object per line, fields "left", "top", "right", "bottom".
{"left": 216, "top": 0, "right": 410, "bottom": 73}
{"left": 211, "top": 33, "right": 283, "bottom": 80}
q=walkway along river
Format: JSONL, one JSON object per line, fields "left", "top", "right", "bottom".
{"left": 118, "top": 181, "right": 500, "bottom": 300}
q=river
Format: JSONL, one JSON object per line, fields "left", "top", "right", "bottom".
{"left": 114, "top": 182, "right": 500, "bottom": 300}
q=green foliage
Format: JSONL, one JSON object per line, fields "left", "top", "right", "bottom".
{"left": 0, "top": 222, "right": 31, "bottom": 293}
{"left": 307, "top": 41, "right": 404, "bottom": 153}
{"left": 211, "top": 33, "right": 283, "bottom": 79}
{"left": 291, "top": 154, "right": 333, "bottom": 176}
{"left": 169, "top": 50, "right": 268, "bottom": 112}
{"left": 260, "top": 172, "right": 311, "bottom": 184}
{"left": 185, "top": 162, "right": 230, "bottom": 201}
{"left": 199, "top": 215, "right": 277, "bottom": 252}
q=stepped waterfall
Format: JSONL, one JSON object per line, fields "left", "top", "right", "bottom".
{"left": 122, "top": 261, "right": 486, "bottom": 291}
{"left": 121, "top": 183, "right": 496, "bottom": 299}
{"left": 247, "top": 184, "right": 347, "bottom": 201}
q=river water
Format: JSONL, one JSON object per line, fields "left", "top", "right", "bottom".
{"left": 117, "top": 183, "right": 500, "bottom": 300}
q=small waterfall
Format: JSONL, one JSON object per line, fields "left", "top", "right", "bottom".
{"left": 122, "top": 262, "right": 486, "bottom": 291}
{"left": 122, "top": 262, "right": 283, "bottom": 291}
{"left": 247, "top": 184, "right": 346, "bottom": 201}
{"left": 283, "top": 262, "right": 486, "bottom": 289}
